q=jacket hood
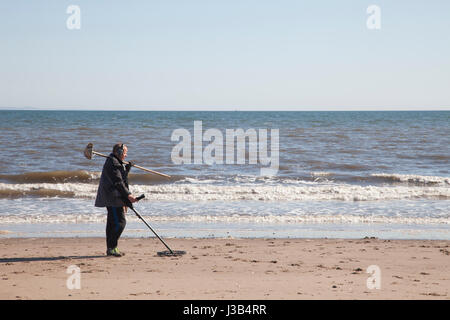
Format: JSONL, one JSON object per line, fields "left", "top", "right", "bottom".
{"left": 109, "top": 153, "right": 124, "bottom": 165}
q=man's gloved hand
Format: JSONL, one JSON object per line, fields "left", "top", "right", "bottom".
{"left": 125, "top": 161, "right": 135, "bottom": 172}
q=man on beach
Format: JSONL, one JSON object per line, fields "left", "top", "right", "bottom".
{"left": 95, "top": 143, "right": 137, "bottom": 257}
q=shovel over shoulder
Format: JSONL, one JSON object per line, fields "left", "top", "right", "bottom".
{"left": 84, "top": 143, "right": 171, "bottom": 179}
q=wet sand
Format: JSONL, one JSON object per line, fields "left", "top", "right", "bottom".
{"left": 0, "top": 237, "right": 449, "bottom": 299}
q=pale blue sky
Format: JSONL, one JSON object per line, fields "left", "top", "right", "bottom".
{"left": 0, "top": 0, "right": 449, "bottom": 110}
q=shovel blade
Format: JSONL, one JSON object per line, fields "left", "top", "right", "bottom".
{"left": 84, "top": 143, "right": 94, "bottom": 160}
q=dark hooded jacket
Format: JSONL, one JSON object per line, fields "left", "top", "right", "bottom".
{"left": 95, "top": 153, "right": 131, "bottom": 207}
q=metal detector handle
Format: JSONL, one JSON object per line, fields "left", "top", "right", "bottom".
{"left": 123, "top": 194, "right": 145, "bottom": 209}
{"left": 136, "top": 194, "right": 145, "bottom": 201}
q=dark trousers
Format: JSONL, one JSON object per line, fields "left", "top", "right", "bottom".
{"left": 106, "top": 206, "right": 126, "bottom": 249}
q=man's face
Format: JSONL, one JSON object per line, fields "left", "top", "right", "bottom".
{"left": 120, "top": 146, "right": 128, "bottom": 161}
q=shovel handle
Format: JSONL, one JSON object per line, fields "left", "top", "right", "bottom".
{"left": 92, "top": 151, "right": 171, "bottom": 179}
{"left": 131, "top": 164, "right": 171, "bottom": 179}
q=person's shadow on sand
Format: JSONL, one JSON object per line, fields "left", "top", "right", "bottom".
{"left": 0, "top": 255, "right": 106, "bottom": 263}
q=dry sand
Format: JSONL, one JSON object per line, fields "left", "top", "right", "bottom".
{"left": 0, "top": 237, "right": 449, "bottom": 300}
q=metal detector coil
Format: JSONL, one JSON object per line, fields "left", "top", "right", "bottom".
{"left": 157, "top": 250, "right": 187, "bottom": 257}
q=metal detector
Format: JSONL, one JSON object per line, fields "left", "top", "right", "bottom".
{"left": 128, "top": 194, "right": 186, "bottom": 257}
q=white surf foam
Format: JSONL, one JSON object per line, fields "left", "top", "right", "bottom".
{"left": 1, "top": 181, "right": 449, "bottom": 201}
{"left": 371, "top": 173, "right": 450, "bottom": 185}
{"left": 1, "top": 213, "right": 448, "bottom": 225}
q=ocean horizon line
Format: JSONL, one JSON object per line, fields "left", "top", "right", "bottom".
{"left": 0, "top": 107, "right": 449, "bottom": 112}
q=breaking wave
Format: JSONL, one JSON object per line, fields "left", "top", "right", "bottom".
{"left": 0, "top": 170, "right": 101, "bottom": 183}
{"left": 0, "top": 170, "right": 181, "bottom": 184}
{"left": 2, "top": 170, "right": 449, "bottom": 186}
{"left": 0, "top": 182, "right": 448, "bottom": 201}
{"left": 371, "top": 173, "right": 450, "bottom": 186}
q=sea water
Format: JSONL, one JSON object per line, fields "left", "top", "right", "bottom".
{"left": 0, "top": 110, "right": 448, "bottom": 239}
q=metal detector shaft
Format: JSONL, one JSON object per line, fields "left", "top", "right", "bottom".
{"left": 130, "top": 207, "right": 174, "bottom": 254}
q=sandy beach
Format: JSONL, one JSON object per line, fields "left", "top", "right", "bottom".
{"left": 0, "top": 237, "right": 449, "bottom": 300}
